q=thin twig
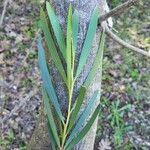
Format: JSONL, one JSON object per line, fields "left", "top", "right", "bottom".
{"left": 99, "top": 0, "right": 139, "bottom": 23}
{"left": 105, "top": 26, "right": 150, "bottom": 57}
{"left": 0, "top": 0, "right": 10, "bottom": 27}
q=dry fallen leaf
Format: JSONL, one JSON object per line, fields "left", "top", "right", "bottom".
{"left": 98, "top": 138, "right": 111, "bottom": 150}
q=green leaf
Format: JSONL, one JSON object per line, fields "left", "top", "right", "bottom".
{"left": 65, "top": 105, "right": 100, "bottom": 149}
{"left": 84, "top": 30, "right": 106, "bottom": 88}
{"left": 72, "top": 10, "right": 79, "bottom": 50}
{"left": 47, "top": 119, "right": 57, "bottom": 150}
{"left": 42, "top": 88, "right": 60, "bottom": 147}
{"left": 67, "top": 86, "right": 86, "bottom": 133}
{"left": 66, "top": 4, "right": 73, "bottom": 88}
{"left": 40, "top": 8, "right": 67, "bottom": 84}
{"left": 65, "top": 90, "right": 100, "bottom": 146}
{"left": 37, "top": 35, "right": 64, "bottom": 122}
{"left": 46, "top": 1, "right": 66, "bottom": 60}
{"left": 75, "top": 7, "right": 99, "bottom": 78}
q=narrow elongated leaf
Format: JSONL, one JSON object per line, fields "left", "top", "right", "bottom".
{"left": 37, "top": 35, "right": 64, "bottom": 122}
{"left": 42, "top": 88, "right": 60, "bottom": 147}
{"left": 65, "top": 90, "right": 100, "bottom": 146}
{"left": 67, "top": 86, "right": 86, "bottom": 133}
{"left": 47, "top": 119, "right": 57, "bottom": 150}
{"left": 75, "top": 7, "right": 99, "bottom": 78}
{"left": 65, "top": 105, "right": 100, "bottom": 149}
{"left": 84, "top": 30, "right": 106, "bottom": 88}
{"left": 46, "top": 1, "right": 66, "bottom": 60}
{"left": 40, "top": 8, "right": 67, "bottom": 84}
{"left": 66, "top": 5, "right": 73, "bottom": 88}
{"left": 72, "top": 10, "right": 79, "bottom": 50}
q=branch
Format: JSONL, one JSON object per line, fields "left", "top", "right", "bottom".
{"left": 99, "top": 0, "right": 139, "bottom": 23}
{"left": 0, "top": 0, "right": 9, "bottom": 27}
{"left": 105, "top": 26, "right": 150, "bottom": 57}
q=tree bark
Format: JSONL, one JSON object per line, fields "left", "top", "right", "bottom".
{"left": 28, "top": 0, "right": 111, "bottom": 149}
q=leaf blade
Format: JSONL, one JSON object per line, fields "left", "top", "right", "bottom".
{"left": 75, "top": 7, "right": 99, "bottom": 78}
{"left": 67, "top": 86, "right": 86, "bottom": 133}
{"left": 40, "top": 8, "right": 67, "bottom": 84}
{"left": 66, "top": 5, "right": 73, "bottom": 88}
{"left": 37, "top": 35, "right": 64, "bottom": 122}
{"left": 65, "top": 90, "right": 100, "bottom": 146}
{"left": 65, "top": 105, "right": 100, "bottom": 149}
{"left": 46, "top": 1, "right": 66, "bottom": 60}
{"left": 84, "top": 30, "right": 106, "bottom": 88}
{"left": 72, "top": 10, "right": 79, "bottom": 51}
{"left": 42, "top": 88, "right": 60, "bottom": 147}
{"left": 47, "top": 119, "right": 57, "bottom": 150}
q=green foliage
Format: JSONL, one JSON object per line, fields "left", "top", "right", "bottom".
{"left": 75, "top": 6, "right": 99, "bottom": 79}
{"left": 129, "top": 68, "right": 140, "bottom": 80}
{"left": 38, "top": 1, "right": 105, "bottom": 149}
{"left": 107, "top": 100, "right": 131, "bottom": 146}
{"left": 0, "top": 131, "right": 14, "bottom": 147}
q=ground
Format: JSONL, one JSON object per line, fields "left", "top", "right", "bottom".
{"left": 0, "top": 0, "right": 150, "bottom": 150}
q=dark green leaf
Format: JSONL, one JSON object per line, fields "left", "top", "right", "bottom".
{"left": 37, "top": 35, "right": 64, "bottom": 122}
{"left": 46, "top": 1, "right": 66, "bottom": 60}
{"left": 84, "top": 30, "right": 106, "bottom": 88}
{"left": 40, "top": 8, "right": 67, "bottom": 84}
{"left": 67, "top": 86, "right": 86, "bottom": 133}
{"left": 65, "top": 90, "right": 100, "bottom": 146}
{"left": 42, "top": 88, "right": 60, "bottom": 147}
{"left": 47, "top": 119, "right": 57, "bottom": 150}
{"left": 65, "top": 105, "right": 100, "bottom": 149}
{"left": 75, "top": 7, "right": 99, "bottom": 78}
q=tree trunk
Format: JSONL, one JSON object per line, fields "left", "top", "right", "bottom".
{"left": 28, "top": 0, "right": 111, "bottom": 149}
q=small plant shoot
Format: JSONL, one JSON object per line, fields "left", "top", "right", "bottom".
{"left": 37, "top": 1, "right": 106, "bottom": 149}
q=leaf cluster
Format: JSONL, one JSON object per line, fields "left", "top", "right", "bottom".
{"left": 37, "top": 1, "right": 106, "bottom": 149}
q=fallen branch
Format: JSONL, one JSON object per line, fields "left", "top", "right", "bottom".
{"left": 105, "top": 26, "right": 150, "bottom": 57}
{"left": 0, "top": 0, "right": 9, "bottom": 27}
{"left": 99, "top": 0, "right": 139, "bottom": 23}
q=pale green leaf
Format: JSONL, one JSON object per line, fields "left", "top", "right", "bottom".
{"left": 66, "top": 5, "right": 73, "bottom": 88}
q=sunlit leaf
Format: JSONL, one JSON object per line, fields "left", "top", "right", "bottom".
{"left": 66, "top": 5, "right": 73, "bottom": 88}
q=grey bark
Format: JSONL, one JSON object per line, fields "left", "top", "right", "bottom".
{"left": 50, "top": 1, "right": 109, "bottom": 150}
{"left": 28, "top": 0, "right": 111, "bottom": 150}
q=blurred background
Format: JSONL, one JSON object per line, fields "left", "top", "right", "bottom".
{"left": 0, "top": 0, "right": 150, "bottom": 149}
